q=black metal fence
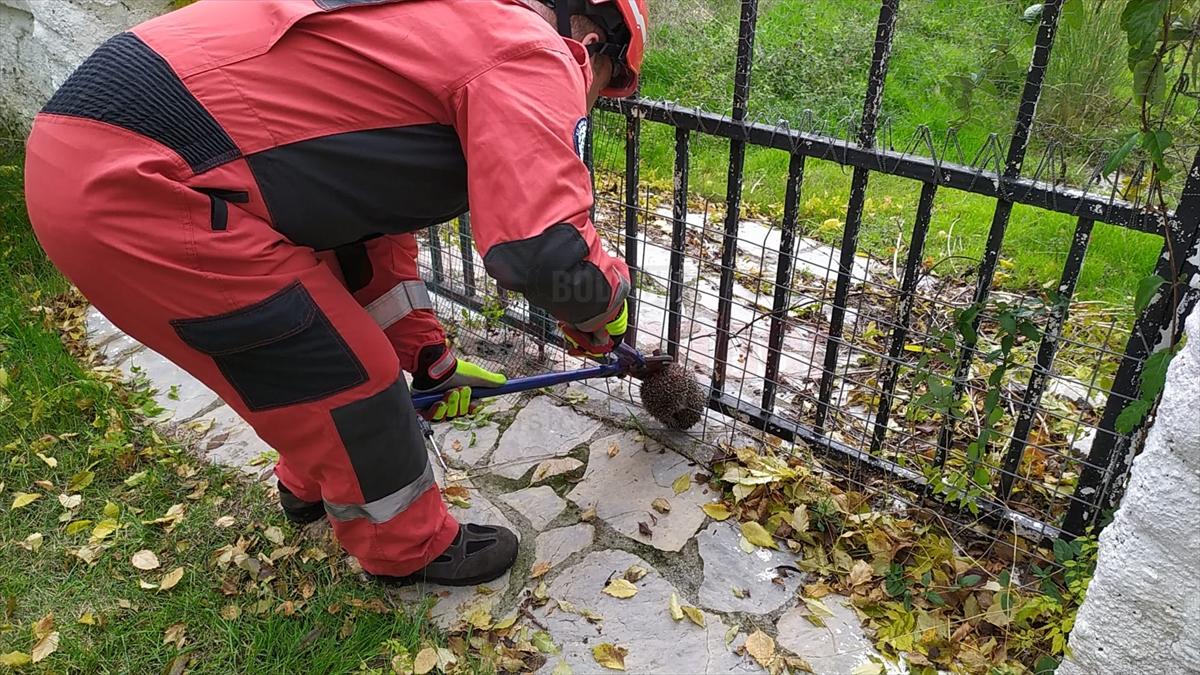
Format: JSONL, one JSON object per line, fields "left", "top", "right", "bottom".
{"left": 421, "top": 0, "right": 1200, "bottom": 546}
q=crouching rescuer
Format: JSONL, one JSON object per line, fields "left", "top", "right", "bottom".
{"left": 23, "top": 0, "right": 648, "bottom": 586}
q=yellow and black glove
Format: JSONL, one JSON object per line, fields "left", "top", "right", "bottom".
{"left": 411, "top": 343, "right": 507, "bottom": 422}
{"left": 559, "top": 300, "right": 628, "bottom": 358}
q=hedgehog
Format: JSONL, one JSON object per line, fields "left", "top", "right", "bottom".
{"left": 639, "top": 363, "right": 705, "bottom": 430}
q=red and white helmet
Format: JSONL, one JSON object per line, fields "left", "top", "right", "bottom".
{"left": 542, "top": 0, "right": 648, "bottom": 98}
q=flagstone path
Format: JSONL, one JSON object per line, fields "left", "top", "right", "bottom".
{"left": 84, "top": 305, "right": 902, "bottom": 675}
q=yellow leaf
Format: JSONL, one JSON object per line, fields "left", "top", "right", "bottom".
{"left": 848, "top": 560, "right": 873, "bottom": 588}
{"left": 91, "top": 518, "right": 118, "bottom": 541}
{"left": 531, "top": 561, "right": 552, "bottom": 579}
{"left": 701, "top": 502, "right": 732, "bottom": 521}
{"left": 11, "top": 492, "right": 41, "bottom": 509}
{"left": 31, "top": 631, "right": 59, "bottom": 663}
{"left": 263, "top": 526, "right": 284, "bottom": 545}
{"left": 65, "top": 519, "right": 92, "bottom": 535}
{"left": 36, "top": 453, "right": 58, "bottom": 468}
{"left": 413, "top": 647, "right": 438, "bottom": 675}
{"left": 32, "top": 612, "right": 54, "bottom": 640}
{"left": 462, "top": 604, "right": 493, "bottom": 631}
{"left": 0, "top": 652, "right": 31, "bottom": 667}
{"left": 552, "top": 660, "right": 573, "bottom": 675}
{"left": 740, "top": 521, "right": 777, "bottom": 550}
{"left": 738, "top": 536, "right": 756, "bottom": 554}
{"left": 744, "top": 630, "right": 775, "bottom": 668}
{"left": 851, "top": 662, "right": 886, "bottom": 675}
{"left": 671, "top": 473, "right": 690, "bottom": 495}
{"left": 591, "top": 643, "right": 627, "bottom": 671}
{"left": 72, "top": 545, "right": 102, "bottom": 565}
{"left": 131, "top": 549, "right": 161, "bottom": 570}
{"left": 803, "top": 596, "right": 834, "bottom": 618}
{"left": 67, "top": 470, "right": 94, "bottom": 492}
{"left": 493, "top": 613, "right": 518, "bottom": 631}
{"left": 159, "top": 567, "right": 184, "bottom": 592}
{"left": 681, "top": 605, "right": 705, "bottom": 627}
{"left": 668, "top": 592, "right": 684, "bottom": 621}
{"left": 19, "top": 532, "right": 43, "bottom": 552}
{"left": 220, "top": 604, "right": 240, "bottom": 620}
{"left": 103, "top": 501, "right": 119, "bottom": 518}
{"left": 602, "top": 578, "right": 638, "bottom": 599}
{"left": 791, "top": 505, "right": 809, "bottom": 533}
{"left": 78, "top": 612, "right": 98, "bottom": 626}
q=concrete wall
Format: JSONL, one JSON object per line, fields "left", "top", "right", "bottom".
{"left": 1, "top": 0, "right": 164, "bottom": 126}
{"left": 1060, "top": 305, "right": 1200, "bottom": 675}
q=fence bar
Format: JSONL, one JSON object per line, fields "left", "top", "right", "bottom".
{"left": 761, "top": 153, "right": 806, "bottom": 412}
{"left": 710, "top": 0, "right": 760, "bottom": 394}
{"left": 936, "top": 0, "right": 1062, "bottom": 465}
{"left": 998, "top": 217, "right": 1094, "bottom": 499}
{"left": 1064, "top": 149, "right": 1200, "bottom": 535}
{"left": 667, "top": 127, "right": 691, "bottom": 358}
{"left": 623, "top": 111, "right": 642, "bottom": 343}
{"left": 814, "top": 0, "right": 900, "bottom": 433}
{"left": 869, "top": 181, "right": 939, "bottom": 455}
{"left": 595, "top": 99, "right": 1173, "bottom": 236}
{"left": 457, "top": 214, "right": 477, "bottom": 298}
{"left": 426, "top": 225, "right": 445, "bottom": 287}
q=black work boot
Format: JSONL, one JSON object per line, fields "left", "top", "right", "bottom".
{"left": 277, "top": 482, "right": 325, "bottom": 525}
{"left": 373, "top": 523, "right": 518, "bottom": 587}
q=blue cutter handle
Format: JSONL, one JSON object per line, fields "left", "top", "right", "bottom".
{"left": 409, "top": 359, "right": 624, "bottom": 409}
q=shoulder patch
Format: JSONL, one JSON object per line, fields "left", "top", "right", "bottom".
{"left": 573, "top": 117, "right": 589, "bottom": 158}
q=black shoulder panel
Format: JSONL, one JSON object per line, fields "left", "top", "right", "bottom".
{"left": 483, "top": 223, "right": 613, "bottom": 325}
{"left": 41, "top": 32, "right": 240, "bottom": 174}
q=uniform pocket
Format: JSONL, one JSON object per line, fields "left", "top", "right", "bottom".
{"left": 171, "top": 282, "right": 367, "bottom": 411}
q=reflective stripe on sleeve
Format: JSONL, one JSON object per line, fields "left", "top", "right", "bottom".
{"left": 363, "top": 280, "right": 433, "bottom": 329}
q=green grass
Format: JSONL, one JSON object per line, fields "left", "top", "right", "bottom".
{"left": 593, "top": 0, "right": 1186, "bottom": 308}
{"left": 0, "top": 147, "right": 443, "bottom": 673}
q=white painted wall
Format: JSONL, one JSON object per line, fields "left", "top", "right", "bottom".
{"left": 0, "top": 0, "right": 163, "bottom": 125}
{"left": 1060, "top": 305, "right": 1200, "bottom": 675}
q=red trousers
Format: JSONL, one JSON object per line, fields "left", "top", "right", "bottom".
{"left": 25, "top": 117, "right": 458, "bottom": 576}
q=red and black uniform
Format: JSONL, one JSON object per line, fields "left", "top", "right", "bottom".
{"left": 24, "top": 0, "right": 630, "bottom": 576}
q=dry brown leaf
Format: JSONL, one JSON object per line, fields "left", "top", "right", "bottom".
{"left": 623, "top": 565, "right": 647, "bottom": 582}
{"left": 607, "top": 443, "right": 620, "bottom": 458}
{"left": 263, "top": 526, "right": 285, "bottom": 545}
{"left": 591, "top": 643, "right": 627, "bottom": 671}
{"left": 159, "top": 567, "right": 184, "bottom": 592}
{"left": 413, "top": 646, "right": 438, "bottom": 675}
{"left": 580, "top": 505, "right": 597, "bottom": 522}
{"left": 32, "top": 613, "right": 54, "bottom": 640}
{"left": 220, "top": 604, "right": 241, "bottom": 620}
{"left": 139, "top": 580, "right": 159, "bottom": 590}
{"left": 681, "top": 605, "right": 705, "bottom": 627}
{"left": 131, "top": 550, "right": 161, "bottom": 571}
{"left": 744, "top": 630, "right": 775, "bottom": 668}
{"left": 163, "top": 623, "right": 186, "bottom": 648}
{"left": 19, "top": 532, "right": 43, "bottom": 552}
{"left": 531, "top": 561, "right": 552, "bottom": 579}
{"left": 214, "top": 515, "right": 235, "bottom": 528}
{"left": 602, "top": 578, "right": 638, "bottom": 599}
{"left": 847, "top": 560, "right": 873, "bottom": 588}
{"left": 31, "top": 631, "right": 59, "bottom": 663}
{"left": 650, "top": 498, "right": 671, "bottom": 514}
{"left": 58, "top": 494, "right": 82, "bottom": 510}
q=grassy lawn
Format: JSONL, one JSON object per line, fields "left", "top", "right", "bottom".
{"left": 593, "top": 0, "right": 1186, "bottom": 309}
{"left": 0, "top": 147, "right": 442, "bottom": 672}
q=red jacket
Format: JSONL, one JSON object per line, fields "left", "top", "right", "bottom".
{"left": 40, "top": 0, "right": 629, "bottom": 329}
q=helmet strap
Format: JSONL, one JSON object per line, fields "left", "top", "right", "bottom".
{"left": 555, "top": 0, "right": 571, "bottom": 37}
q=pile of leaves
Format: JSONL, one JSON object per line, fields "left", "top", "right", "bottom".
{"left": 710, "top": 445, "right": 1098, "bottom": 674}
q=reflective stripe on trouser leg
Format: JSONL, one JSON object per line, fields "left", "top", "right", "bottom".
{"left": 363, "top": 280, "right": 433, "bottom": 330}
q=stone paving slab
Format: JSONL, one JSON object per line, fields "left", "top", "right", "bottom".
{"left": 534, "top": 549, "right": 761, "bottom": 674}
{"left": 775, "top": 595, "right": 894, "bottom": 675}
{"left": 489, "top": 396, "right": 600, "bottom": 479}
{"left": 189, "top": 404, "right": 274, "bottom": 472}
{"left": 499, "top": 486, "right": 566, "bottom": 531}
{"left": 435, "top": 422, "right": 500, "bottom": 468}
{"left": 567, "top": 431, "right": 710, "bottom": 552}
{"left": 697, "top": 521, "right": 806, "bottom": 615}
{"left": 532, "top": 523, "right": 593, "bottom": 570}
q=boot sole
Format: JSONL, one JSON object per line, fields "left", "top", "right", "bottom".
{"left": 374, "top": 548, "right": 518, "bottom": 588}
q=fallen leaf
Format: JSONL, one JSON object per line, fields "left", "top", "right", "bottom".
{"left": 531, "top": 561, "right": 552, "bottom": 579}
{"left": 732, "top": 587, "right": 747, "bottom": 599}
{"left": 67, "top": 470, "right": 95, "bottom": 493}
{"left": 607, "top": 443, "right": 620, "bottom": 458}
{"left": 533, "top": 581, "right": 549, "bottom": 602}
{"left": 165, "top": 654, "right": 191, "bottom": 675}
{"left": 159, "top": 567, "right": 184, "bottom": 591}
{"left": 143, "top": 503, "right": 185, "bottom": 529}
{"left": 791, "top": 505, "right": 810, "bottom": 533}
{"left": 71, "top": 545, "right": 102, "bottom": 565}
{"left": 591, "top": 643, "right": 627, "bottom": 671}
{"left": 220, "top": 604, "right": 241, "bottom": 620}
{"left": 32, "top": 613, "right": 54, "bottom": 639}
{"left": 580, "top": 506, "right": 597, "bottom": 522}
{"left": 413, "top": 647, "right": 438, "bottom": 675}
{"left": 31, "top": 631, "right": 59, "bottom": 663}
{"left": 443, "top": 485, "right": 470, "bottom": 500}
{"left": 681, "top": 605, "right": 705, "bottom": 627}
{"left": 672, "top": 473, "right": 690, "bottom": 495}
{"left": 0, "top": 652, "right": 31, "bottom": 667}
{"left": 532, "top": 458, "right": 584, "bottom": 483}
{"left": 214, "top": 515, "right": 235, "bottom": 528}
{"left": 848, "top": 560, "right": 873, "bottom": 588}
{"left": 132, "top": 550, "right": 161, "bottom": 570}
{"left": 64, "top": 519, "right": 92, "bottom": 535}
{"left": 139, "top": 580, "right": 159, "bottom": 590}
{"left": 738, "top": 537, "right": 756, "bottom": 554}
{"left": 532, "top": 631, "right": 558, "bottom": 654}
{"left": 651, "top": 497, "right": 671, "bottom": 514}
{"left": 803, "top": 596, "right": 834, "bottom": 618}
{"left": 725, "top": 625, "right": 739, "bottom": 646}
{"left": 11, "top": 492, "right": 40, "bottom": 509}
{"left": 58, "top": 494, "right": 81, "bottom": 510}
{"left": 701, "top": 502, "right": 732, "bottom": 520}
{"left": 552, "top": 660, "right": 573, "bottom": 675}
{"left": 163, "top": 623, "right": 186, "bottom": 648}
{"left": 77, "top": 611, "right": 98, "bottom": 626}
{"left": 602, "top": 578, "right": 638, "bottom": 599}
{"left": 850, "top": 662, "right": 886, "bottom": 675}
{"left": 91, "top": 518, "right": 119, "bottom": 541}
{"left": 493, "top": 613, "right": 518, "bottom": 631}
{"left": 623, "top": 565, "right": 647, "bottom": 582}
{"left": 744, "top": 630, "right": 775, "bottom": 668}
{"left": 740, "top": 521, "right": 777, "bottom": 550}
{"left": 103, "top": 501, "right": 119, "bottom": 518}
{"left": 668, "top": 592, "right": 684, "bottom": 620}
{"left": 263, "top": 526, "right": 285, "bottom": 545}
{"left": 637, "top": 521, "right": 652, "bottom": 537}
{"left": 19, "top": 532, "right": 43, "bottom": 552}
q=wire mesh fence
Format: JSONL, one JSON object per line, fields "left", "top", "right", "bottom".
{"left": 416, "top": 0, "right": 1200, "bottom": 553}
